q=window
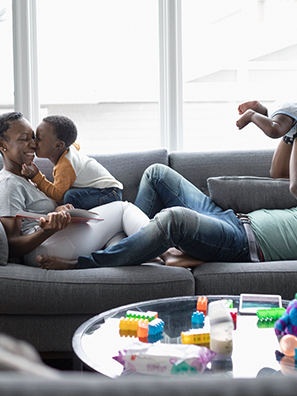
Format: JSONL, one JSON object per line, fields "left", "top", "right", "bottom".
{"left": 182, "top": 0, "right": 297, "bottom": 151}
{"left": 0, "top": 0, "right": 14, "bottom": 111}
{"left": 36, "top": 0, "right": 159, "bottom": 154}
{"left": 9, "top": 0, "right": 297, "bottom": 154}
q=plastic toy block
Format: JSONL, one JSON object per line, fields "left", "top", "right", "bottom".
{"left": 191, "top": 311, "right": 205, "bottom": 325}
{"left": 229, "top": 308, "right": 238, "bottom": 330}
{"left": 181, "top": 329, "right": 210, "bottom": 345}
{"left": 197, "top": 296, "right": 208, "bottom": 316}
{"left": 257, "top": 307, "right": 286, "bottom": 321}
{"left": 126, "top": 310, "right": 158, "bottom": 321}
{"left": 148, "top": 318, "right": 164, "bottom": 335}
{"left": 137, "top": 319, "right": 149, "bottom": 338}
{"left": 225, "top": 299, "right": 233, "bottom": 309}
{"left": 119, "top": 317, "right": 140, "bottom": 331}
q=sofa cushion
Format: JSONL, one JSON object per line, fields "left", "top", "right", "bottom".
{"left": 207, "top": 176, "right": 297, "bottom": 213}
{"left": 0, "top": 263, "right": 194, "bottom": 315}
{"left": 169, "top": 150, "right": 274, "bottom": 195}
{"left": 0, "top": 221, "right": 8, "bottom": 266}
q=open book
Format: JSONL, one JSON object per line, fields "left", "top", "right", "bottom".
{"left": 16, "top": 208, "right": 104, "bottom": 223}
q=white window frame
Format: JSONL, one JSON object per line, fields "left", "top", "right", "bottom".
{"left": 159, "top": 0, "right": 183, "bottom": 151}
{"left": 12, "top": 0, "right": 39, "bottom": 127}
{"left": 12, "top": 0, "right": 182, "bottom": 150}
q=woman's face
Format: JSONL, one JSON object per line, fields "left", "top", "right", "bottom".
{"left": 1, "top": 117, "right": 36, "bottom": 168}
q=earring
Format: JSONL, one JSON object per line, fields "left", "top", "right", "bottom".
{"left": 3, "top": 149, "right": 6, "bottom": 152}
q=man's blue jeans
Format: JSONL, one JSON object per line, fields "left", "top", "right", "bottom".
{"left": 64, "top": 187, "right": 122, "bottom": 210}
{"left": 77, "top": 164, "right": 250, "bottom": 268}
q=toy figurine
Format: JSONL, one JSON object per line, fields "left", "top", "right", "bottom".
{"left": 274, "top": 295, "right": 297, "bottom": 337}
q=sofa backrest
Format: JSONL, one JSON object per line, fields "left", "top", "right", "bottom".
{"left": 169, "top": 149, "right": 275, "bottom": 195}
{"left": 0, "top": 148, "right": 275, "bottom": 200}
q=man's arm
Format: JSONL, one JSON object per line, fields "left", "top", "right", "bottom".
{"left": 289, "top": 140, "right": 297, "bottom": 198}
{"left": 270, "top": 139, "right": 292, "bottom": 179}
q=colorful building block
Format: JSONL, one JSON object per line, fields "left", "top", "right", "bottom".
{"left": 181, "top": 329, "right": 210, "bottom": 346}
{"left": 126, "top": 310, "right": 158, "bottom": 321}
{"left": 191, "top": 311, "right": 205, "bottom": 326}
{"left": 119, "top": 317, "right": 140, "bottom": 331}
{"left": 148, "top": 318, "right": 164, "bottom": 335}
{"left": 196, "top": 296, "right": 207, "bottom": 316}
{"left": 257, "top": 307, "right": 286, "bottom": 321}
{"left": 137, "top": 319, "right": 149, "bottom": 338}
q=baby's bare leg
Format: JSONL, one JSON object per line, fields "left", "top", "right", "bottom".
{"left": 238, "top": 101, "right": 268, "bottom": 116}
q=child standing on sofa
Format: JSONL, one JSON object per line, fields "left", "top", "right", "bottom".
{"left": 21, "top": 115, "right": 123, "bottom": 210}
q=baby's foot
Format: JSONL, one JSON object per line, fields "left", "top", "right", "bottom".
{"left": 236, "top": 109, "right": 255, "bottom": 130}
{"left": 238, "top": 101, "right": 267, "bottom": 116}
{"left": 37, "top": 255, "right": 78, "bottom": 270}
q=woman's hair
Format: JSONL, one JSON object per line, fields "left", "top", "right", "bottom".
{"left": 0, "top": 112, "right": 23, "bottom": 140}
{"left": 43, "top": 115, "right": 78, "bottom": 148}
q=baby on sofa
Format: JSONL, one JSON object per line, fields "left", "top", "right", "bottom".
{"left": 21, "top": 115, "right": 123, "bottom": 210}
{"left": 236, "top": 100, "right": 297, "bottom": 198}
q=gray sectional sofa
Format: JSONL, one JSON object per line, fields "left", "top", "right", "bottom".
{"left": 0, "top": 148, "right": 297, "bottom": 357}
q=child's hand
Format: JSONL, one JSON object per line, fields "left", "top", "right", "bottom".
{"left": 21, "top": 162, "right": 39, "bottom": 179}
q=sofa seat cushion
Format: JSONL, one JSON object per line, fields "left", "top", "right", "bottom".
{"left": 207, "top": 176, "right": 297, "bottom": 213}
{"left": 192, "top": 261, "right": 297, "bottom": 300}
{"left": 0, "top": 263, "right": 194, "bottom": 315}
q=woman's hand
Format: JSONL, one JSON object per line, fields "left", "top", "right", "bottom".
{"left": 39, "top": 211, "right": 71, "bottom": 232}
{"left": 55, "top": 204, "right": 74, "bottom": 213}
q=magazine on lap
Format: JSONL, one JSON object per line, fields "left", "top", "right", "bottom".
{"left": 16, "top": 208, "right": 104, "bottom": 223}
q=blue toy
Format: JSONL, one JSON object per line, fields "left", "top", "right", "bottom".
{"left": 191, "top": 311, "right": 205, "bottom": 325}
{"left": 275, "top": 294, "right": 297, "bottom": 337}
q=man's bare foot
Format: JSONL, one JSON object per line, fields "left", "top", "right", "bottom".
{"left": 238, "top": 100, "right": 267, "bottom": 116}
{"left": 236, "top": 109, "right": 255, "bottom": 130}
{"left": 148, "top": 257, "right": 165, "bottom": 265}
{"left": 161, "top": 247, "right": 204, "bottom": 268}
{"left": 37, "top": 255, "right": 78, "bottom": 270}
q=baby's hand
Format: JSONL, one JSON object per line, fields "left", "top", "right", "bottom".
{"left": 21, "top": 162, "right": 39, "bottom": 179}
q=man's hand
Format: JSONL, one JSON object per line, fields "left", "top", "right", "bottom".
{"left": 38, "top": 211, "right": 71, "bottom": 232}
{"left": 21, "top": 162, "right": 39, "bottom": 179}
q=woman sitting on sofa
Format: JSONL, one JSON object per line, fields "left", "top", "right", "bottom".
{"left": 0, "top": 111, "right": 200, "bottom": 268}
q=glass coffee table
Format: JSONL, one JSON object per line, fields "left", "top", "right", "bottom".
{"left": 72, "top": 295, "right": 291, "bottom": 378}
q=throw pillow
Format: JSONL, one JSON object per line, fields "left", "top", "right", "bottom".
{"left": 207, "top": 176, "right": 297, "bottom": 213}
{"left": 0, "top": 221, "right": 8, "bottom": 266}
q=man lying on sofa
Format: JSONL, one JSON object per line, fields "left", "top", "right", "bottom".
{"left": 33, "top": 163, "right": 297, "bottom": 270}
